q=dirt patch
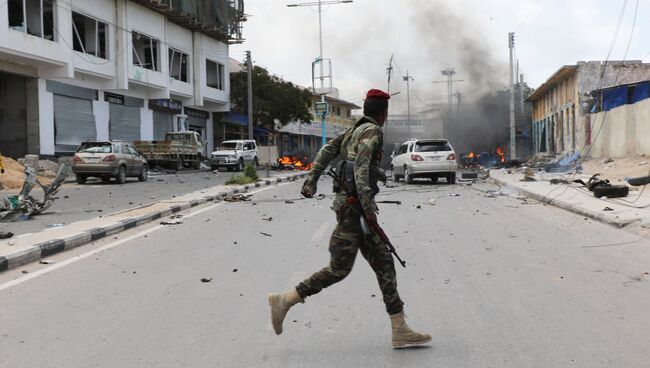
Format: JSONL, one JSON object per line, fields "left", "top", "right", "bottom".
{"left": 0, "top": 156, "right": 55, "bottom": 190}
{"left": 582, "top": 156, "right": 650, "bottom": 184}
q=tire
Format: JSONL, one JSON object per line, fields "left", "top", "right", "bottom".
{"left": 430, "top": 176, "right": 438, "bottom": 184}
{"left": 236, "top": 158, "right": 244, "bottom": 172}
{"left": 138, "top": 165, "right": 148, "bottom": 182}
{"left": 593, "top": 185, "right": 629, "bottom": 199}
{"left": 404, "top": 166, "right": 414, "bottom": 184}
{"left": 211, "top": 164, "right": 218, "bottom": 171}
{"left": 391, "top": 166, "right": 400, "bottom": 182}
{"left": 448, "top": 172, "right": 456, "bottom": 184}
{"left": 76, "top": 174, "right": 86, "bottom": 184}
{"left": 115, "top": 166, "right": 127, "bottom": 184}
{"left": 192, "top": 155, "right": 201, "bottom": 170}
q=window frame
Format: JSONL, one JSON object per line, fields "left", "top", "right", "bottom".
{"left": 206, "top": 59, "right": 225, "bottom": 90}
{"left": 8, "top": 0, "right": 56, "bottom": 41}
{"left": 71, "top": 11, "right": 109, "bottom": 59}
{"left": 132, "top": 31, "right": 160, "bottom": 72}
{"left": 168, "top": 47, "right": 190, "bottom": 83}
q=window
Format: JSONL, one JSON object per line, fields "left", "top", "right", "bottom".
{"left": 415, "top": 141, "right": 453, "bottom": 152}
{"left": 169, "top": 48, "right": 189, "bottom": 82}
{"left": 8, "top": 0, "right": 55, "bottom": 40}
{"left": 206, "top": 59, "right": 225, "bottom": 90}
{"left": 396, "top": 144, "right": 408, "bottom": 155}
{"left": 72, "top": 12, "right": 108, "bottom": 59}
{"left": 132, "top": 31, "right": 159, "bottom": 71}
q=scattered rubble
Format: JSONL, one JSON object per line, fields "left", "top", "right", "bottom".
{"left": 224, "top": 194, "right": 252, "bottom": 202}
{"left": 200, "top": 278, "right": 213, "bottom": 283}
{"left": 0, "top": 231, "right": 13, "bottom": 239}
{"left": 260, "top": 232, "right": 272, "bottom": 237}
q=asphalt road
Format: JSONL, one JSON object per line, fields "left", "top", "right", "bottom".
{"left": 0, "top": 168, "right": 281, "bottom": 236}
{"left": 2, "top": 178, "right": 650, "bottom": 367}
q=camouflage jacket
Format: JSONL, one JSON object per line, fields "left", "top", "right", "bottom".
{"left": 308, "top": 116, "right": 385, "bottom": 215}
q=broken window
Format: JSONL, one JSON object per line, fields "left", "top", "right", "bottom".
{"left": 169, "top": 48, "right": 189, "bottom": 83}
{"left": 72, "top": 12, "right": 108, "bottom": 59}
{"left": 132, "top": 31, "right": 159, "bottom": 72}
{"left": 206, "top": 59, "right": 225, "bottom": 90}
{"left": 415, "top": 141, "right": 453, "bottom": 152}
{"left": 8, "top": 0, "right": 55, "bottom": 41}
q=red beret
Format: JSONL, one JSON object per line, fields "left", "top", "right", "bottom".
{"left": 365, "top": 89, "right": 391, "bottom": 100}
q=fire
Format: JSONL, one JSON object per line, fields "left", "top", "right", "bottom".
{"left": 277, "top": 155, "right": 313, "bottom": 171}
{"left": 495, "top": 147, "right": 505, "bottom": 163}
{"left": 468, "top": 152, "right": 480, "bottom": 159}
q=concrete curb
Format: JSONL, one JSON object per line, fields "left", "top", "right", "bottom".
{"left": 0, "top": 172, "right": 308, "bottom": 273}
{"left": 491, "top": 176, "right": 635, "bottom": 228}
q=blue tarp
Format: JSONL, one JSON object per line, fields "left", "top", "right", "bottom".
{"left": 631, "top": 82, "right": 650, "bottom": 104}
{"left": 601, "top": 86, "right": 628, "bottom": 112}
{"left": 222, "top": 113, "right": 248, "bottom": 127}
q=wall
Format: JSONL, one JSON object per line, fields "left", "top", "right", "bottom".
{"left": 0, "top": 73, "right": 27, "bottom": 158}
{"left": 589, "top": 98, "right": 650, "bottom": 158}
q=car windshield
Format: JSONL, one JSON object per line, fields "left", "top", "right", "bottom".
{"left": 415, "top": 141, "right": 452, "bottom": 152}
{"left": 219, "top": 142, "right": 242, "bottom": 150}
{"left": 77, "top": 143, "right": 112, "bottom": 154}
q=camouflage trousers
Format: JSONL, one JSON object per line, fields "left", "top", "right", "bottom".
{"left": 296, "top": 204, "right": 404, "bottom": 315}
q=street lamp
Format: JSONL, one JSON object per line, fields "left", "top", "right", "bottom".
{"left": 286, "top": 0, "right": 353, "bottom": 147}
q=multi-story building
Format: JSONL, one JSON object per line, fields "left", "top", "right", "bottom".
{"left": 527, "top": 61, "right": 650, "bottom": 156}
{"left": 0, "top": 0, "right": 245, "bottom": 159}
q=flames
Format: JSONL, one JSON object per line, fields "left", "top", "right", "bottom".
{"left": 495, "top": 147, "right": 505, "bottom": 163}
{"left": 277, "top": 155, "right": 313, "bottom": 171}
{"left": 468, "top": 152, "right": 480, "bottom": 159}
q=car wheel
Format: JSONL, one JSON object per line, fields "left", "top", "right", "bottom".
{"left": 254, "top": 157, "right": 259, "bottom": 167}
{"left": 237, "top": 159, "right": 244, "bottom": 172}
{"left": 404, "top": 166, "right": 414, "bottom": 184}
{"left": 115, "top": 166, "right": 127, "bottom": 184}
{"left": 391, "top": 165, "right": 400, "bottom": 182}
{"left": 193, "top": 155, "right": 201, "bottom": 170}
{"left": 448, "top": 172, "right": 456, "bottom": 184}
{"left": 75, "top": 174, "right": 87, "bottom": 184}
{"left": 138, "top": 165, "right": 148, "bottom": 182}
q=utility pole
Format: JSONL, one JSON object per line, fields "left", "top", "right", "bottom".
{"left": 509, "top": 32, "right": 516, "bottom": 160}
{"left": 287, "top": 0, "right": 353, "bottom": 147}
{"left": 403, "top": 71, "right": 413, "bottom": 139}
{"left": 246, "top": 50, "right": 254, "bottom": 140}
{"left": 385, "top": 54, "right": 394, "bottom": 147}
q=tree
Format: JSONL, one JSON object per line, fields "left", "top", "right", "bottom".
{"left": 230, "top": 65, "right": 313, "bottom": 129}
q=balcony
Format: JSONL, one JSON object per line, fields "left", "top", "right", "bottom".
{"left": 131, "top": 0, "right": 246, "bottom": 44}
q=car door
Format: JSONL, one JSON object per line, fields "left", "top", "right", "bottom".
{"left": 393, "top": 143, "right": 408, "bottom": 174}
{"left": 127, "top": 144, "right": 145, "bottom": 174}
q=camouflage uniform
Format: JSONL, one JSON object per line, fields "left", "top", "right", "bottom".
{"left": 295, "top": 116, "right": 403, "bottom": 315}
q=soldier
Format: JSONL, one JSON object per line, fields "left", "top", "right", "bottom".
{"left": 268, "top": 89, "right": 431, "bottom": 348}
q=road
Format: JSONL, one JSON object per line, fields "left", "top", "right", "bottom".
{"left": 0, "top": 168, "right": 281, "bottom": 236}
{"left": 1, "top": 178, "right": 650, "bottom": 367}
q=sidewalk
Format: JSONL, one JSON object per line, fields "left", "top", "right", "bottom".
{"left": 490, "top": 169, "right": 650, "bottom": 228}
{"left": 0, "top": 172, "right": 307, "bottom": 273}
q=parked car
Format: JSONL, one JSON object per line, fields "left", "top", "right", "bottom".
{"left": 72, "top": 141, "right": 148, "bottom": 184}
{"left": 391, "top": 138, "right": 458, "bottom": 184}
{"left": 209, "top": 140, "right": 258, "bottom": 171}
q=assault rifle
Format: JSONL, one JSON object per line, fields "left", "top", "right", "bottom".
{"left": 326, "top": 168, "right": 407, "bottom": 268}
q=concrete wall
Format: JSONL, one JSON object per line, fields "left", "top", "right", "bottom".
{"left": 0, "top": 73, "right": 27, "bottom": 158}
{"left": 590, "top": 98, "right": 650, "bottom": 158}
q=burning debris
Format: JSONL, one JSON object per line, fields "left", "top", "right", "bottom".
{"left": 276, "top": 155, "right": 313, "bottom": 171}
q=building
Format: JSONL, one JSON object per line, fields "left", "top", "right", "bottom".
{"left": 0, "top": 0, "right": 245, "bottom": 159}
{"left": 527, "top": 61, "right": 650, "bottom": 156}
{"left": 588, "top": 80, "right": 650, "bottom": 158}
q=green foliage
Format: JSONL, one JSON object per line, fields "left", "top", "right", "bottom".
{"left": 225, "top": 174, "right": 255, "bottom": 185}
{"left": 226, "top": 165, "right": 259, "bottom": 185}
{"left": 230, "top": 65, "right": 313, "bottom": 128}
{"left": 244, "top": 164, "right": 259, "bottom": 181}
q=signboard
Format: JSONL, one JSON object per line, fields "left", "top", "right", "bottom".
{"left": 314, "top": 102, "right": 329, "bottom": 116}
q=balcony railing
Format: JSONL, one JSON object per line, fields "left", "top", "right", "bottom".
{"left": 131, "top": 0, "right": 246, "bottom": 44}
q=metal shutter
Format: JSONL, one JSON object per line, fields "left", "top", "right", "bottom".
{"left": 53, "top": 94, "right": 96, "bottom": 152}
{"left": 153, "top": 111, "right": 173, "bottom": 141}
{"left": 109, "top": 104, "right": 140, "bottom": 143}
{"left": 188, "top": 116, "right": 206, "bottom": 129}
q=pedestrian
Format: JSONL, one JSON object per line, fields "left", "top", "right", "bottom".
{"left": 268, "top": 89, "right": 431, "bottom": 348}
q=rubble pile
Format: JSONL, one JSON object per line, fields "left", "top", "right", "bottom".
{"left": 0, "top": 156, "right": 56, "bottom": 190}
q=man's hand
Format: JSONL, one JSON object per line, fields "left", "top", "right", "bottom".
{"left": 301, "top": 175, "right": 318, "bottom": 198}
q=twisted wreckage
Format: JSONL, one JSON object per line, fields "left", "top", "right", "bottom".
{"left": 0, "top": 164, "right": 70, "bottom": 222}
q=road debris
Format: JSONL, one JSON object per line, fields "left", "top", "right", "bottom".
{"left": 47, "top": 223, "right": 65, "bottom": 228}
{"left": 377, "top": 200, "right": 402, "bottom": 205}
{"left": 284, "top": 200, "right": 295, "bottom": 204}
{"left": 232, "top": 268, "right": 238, "bottom": 272}
{"left": 316, "top": 194, "right": 327, "bottom": 200}
{"left": 603, "top": 207, "right": 614, "bottom": 212}
{"left": 449, "top": 193, "right": 461, "bottom": 197}
{"left": 39, "top": 260, "right": 54, "bottom": 265}
{"left": 224, "top": 194, "right": 252, "bottom": 202}
{"left": 262, "top": 216, "right": 273, "bottom": 221}
{"left": 260, "top": 232, "right": 272, "bottom": 237}
{"left": 549, "top": 178, "right": 569, "bottom": 185}
{"left": 0, "top": 231, "right": 13, "bottom": 239}
{"left": 427, "top": 199, "right": 436, "bottom": 206}
{"left": 160, "top": 219, "right": 183, "bottom": 225}
{"left": 200, "top": 278, "right": 213, "bottom": 283}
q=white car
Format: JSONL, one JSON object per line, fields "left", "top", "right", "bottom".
{"left": 210, "top": 140, "right": 259, "bottom": 171}
{"left": 391, "top": 138, "right": 458, "bottom": 184}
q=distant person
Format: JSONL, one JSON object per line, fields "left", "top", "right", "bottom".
{"left": 268, "top": 89, "right": 431, "bottom": 348}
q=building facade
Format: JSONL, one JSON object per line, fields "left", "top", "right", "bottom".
{"left": 527, "top": 61, "right": 650, "bottom": 156}
{"left": 0, "top": 0, "right": 245, "bottom": 159}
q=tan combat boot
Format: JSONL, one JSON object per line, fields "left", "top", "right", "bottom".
{"left": 390, "top": 312, "right": 432, "bottom": 348}
{"left": 268, "top": 288, "right": 303, "bottom": 335}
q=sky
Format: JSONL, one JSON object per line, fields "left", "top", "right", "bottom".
{"left": 231, "top": 0, "right": 649, "bottom": 114}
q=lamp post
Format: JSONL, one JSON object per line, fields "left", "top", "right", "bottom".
{"left": 287, "top": 0, "right": 353, "bottom": 147}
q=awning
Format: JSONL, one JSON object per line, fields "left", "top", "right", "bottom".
{"left": 222, "top": 112, "right": 248, "bottom": 127}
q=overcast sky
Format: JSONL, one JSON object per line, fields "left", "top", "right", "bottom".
{"left": 231, "top": 0, "right": 649, "bottom": 113}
